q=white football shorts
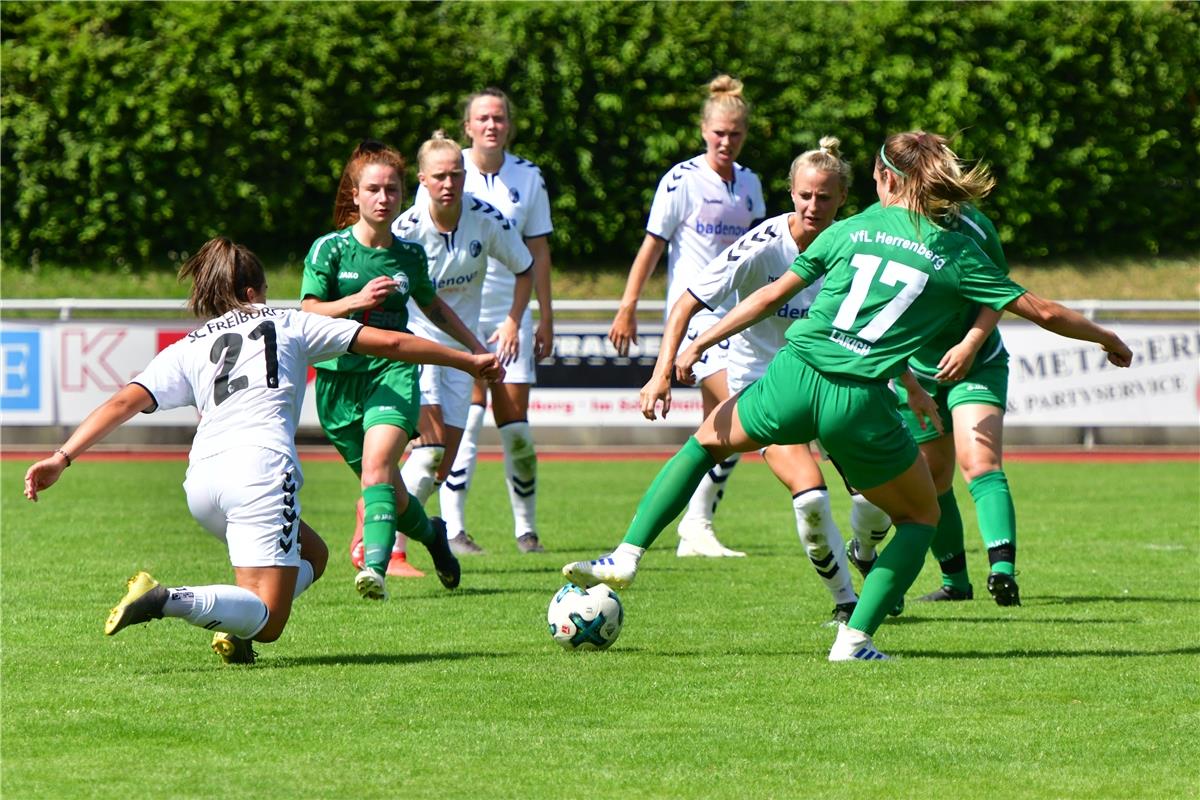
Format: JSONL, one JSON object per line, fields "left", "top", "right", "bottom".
{"left": 184, "top": 447, "right": 304, "bottom": 568}
{"left": 418, "top": 362, "right": 473, "bottom": 429}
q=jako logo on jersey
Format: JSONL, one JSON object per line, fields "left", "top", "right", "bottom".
{"left": 392, "top": 272, "right": 410, "bottom": 294}
{"left": 469, "top": 240, "right": 482, "bottom": 257}
{"left": 509, "top": 187, "right": 520, "bottom": 203}
{"left": 338, "top": 271, "right": 359, "bottom": 280}
{"left": 436, "top": 272, "right": 477, "bottom": 289}
{"left": 694, "top": 221, "right": 749, "bottom": 237}
{"left": 703, "top": 198, "right": 724, "bottom": 205}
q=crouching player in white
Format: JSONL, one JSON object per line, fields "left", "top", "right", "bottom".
{"left": 23, "top": 238, "right": 501, "bottom": 664}
{"left": 394, "top": 131, "right": 533, "bottom": 522}
{"left": 634, "top": 138, "right": 896, "bottom": 624}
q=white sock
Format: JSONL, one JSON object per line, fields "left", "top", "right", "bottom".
{"left": 682, "top": 453, "right": 741, "bottom": 523}
{"left": 440, "top": 403, "right": 484, "bottom": 536}
{"left": 163, "top": 584, "right": 269, "bottom": 639}
{"left": 614, "top": 542, "right": 645, "bottom": 567}
{"left": 292, "top": 560, "right": 315, "bottom": 599}
{"left": 392, "top": 535, "right": 406, "bottom": 557}
{"left": 400, "top": 445, "right": 444, "bottom": 505}
{"left": 499, "top": 420, "right": 537, "bottom": 537}
{"left": 793, "top": 489, "right": 856, "bottom": 604}
{"left": 850, "top": 493, "right": 892, "bottom": 560}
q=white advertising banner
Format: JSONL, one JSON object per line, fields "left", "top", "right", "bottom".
{"left": 1, "top": 318, "right": 1195, "bottom": 430}
{"left": 1001, "top": 320, "right": 1199, "bottom": 426}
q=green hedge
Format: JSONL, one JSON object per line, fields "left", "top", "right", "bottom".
{"left": 2, "top": 1, "right": 1197, "bottom": 268}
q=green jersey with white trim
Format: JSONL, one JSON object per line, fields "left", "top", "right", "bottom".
{"left": 301, "top": 226, "right": 436, "bottom": 372}
{"left": 786, "top": 204, "right": 1025, "bottom": 381}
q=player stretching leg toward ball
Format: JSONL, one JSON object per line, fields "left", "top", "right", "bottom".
{"left": 566, "top": 131, "right": 1132, "bottom": 661}
{"left": 608, "top": 75, "right": 765, "bottom": 559}
{"left": 393, "top": 131, "right": 533, "bottom": 521}
{"left": 427, "top": 88, "right": 555, "bottom": 555}
{"left": 303, "top": 140, "right": 494, "bottom": 600}
{"left": 641, "top": 137, "right": 893, "bottom": 624}
{"left": 23, "top": 238, "right": 500, "bottom": 663}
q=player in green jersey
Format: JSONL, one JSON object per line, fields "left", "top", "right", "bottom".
{"left": 302, "top": 140, "right": 499, "bottom": 602}
{"left": 880, "top": 203, "right": 1024, "bottom": 607}
{"left": 565, "top": 130, "right": 1133, "bottom": 661}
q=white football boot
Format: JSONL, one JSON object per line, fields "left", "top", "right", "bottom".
{"left": 827, "top": 623, "right": 891, "bottom": 662}
{"left": 562, "top": 553, "right": 638, "bottom": 590}
{"left": 676, "top": 518, "right": 746, "bottom": 558}
{"left": 354, "top": 567, "right": 389, "bottom": 601}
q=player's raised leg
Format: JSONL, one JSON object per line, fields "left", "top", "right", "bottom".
{"left": 564, "top": 395, "right": 761, "bottom": 588}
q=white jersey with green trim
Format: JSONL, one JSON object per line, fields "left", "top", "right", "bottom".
{"left": 647, "top": 155, "right": 764, "bottom": 318}
{"left": 393, "top": 193, "right": 533, "bottom": 349}
{"left": 131, "top": 306, "right": 361, "bottom": 471}
{"left": 689, "top": 213, "right": 824, "bottom": 388}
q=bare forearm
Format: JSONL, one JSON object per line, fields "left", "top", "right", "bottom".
{"left": 61, "top": 385, "right": 155, "bottom": 459}
{"left": 424, "top": 298, "right": 488, "bottom": 354}
{"left": 508, "top": 272, "right": 534, "bottom": 326}
{"left": 1007, "top": 293, "right": 1121, "bottom": 349}
{"left": 656, "top": 295, "right": 701, "bottom": 377}
{"left": 961, "top": 306, "right": 1003, "bottom": 353}
{"left": 302, "top": 297, "right": 361, "bottom": 319}
{"left": 620, "top": 235, "right": 666, "bottom": 309}
{"left": 355, "top": 329, "right": 477, "bottom": 370}
{"left": 692, "top": 276, "right": 802, "bottom": 354}
{"left": 528, "top": 237, "right": 553, "bottom": 324}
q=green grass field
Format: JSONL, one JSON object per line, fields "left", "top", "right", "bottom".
{"left": 2, "top": 456, "right": 1198, "bottom": 799}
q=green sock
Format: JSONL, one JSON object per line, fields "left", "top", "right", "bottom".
{"left": 622, "top": 437, "right": 716, "bottom": 549}
{"left": 362, "top": 484, "right": 396, "bottom": 574}
{"left": 396, "top": 491, "right": 434, "bottom": 546}
{"left": 969, "top": 470, "right": 1016, "bottom": 575}
{"left": 930, "top": 489, "right": 970, "bottom": 592}
{"left": 848, "top": 522, "right": 936, "bottom": 635}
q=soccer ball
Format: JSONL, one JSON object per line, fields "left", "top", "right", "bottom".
{"left": 547, "top": 582, "right": 624, "bottom": 651}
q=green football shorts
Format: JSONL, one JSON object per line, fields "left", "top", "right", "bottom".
{"left": 314, "top": 362, "right": 421, "bottom": 476}
{"left": 736, "top": 348, "right": 918, "bottom": 490}
{"left": 895, "top": 355, "right": 1009, "bottom": 444}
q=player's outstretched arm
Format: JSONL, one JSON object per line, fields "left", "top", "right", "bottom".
{"left": 419, "top": 296, "right": 492, "bottom": 357}
{"left": 641, "top": 293, "right": 704, "bottom": 421}
{"left": 352, "top": 328, "right": 503, "bottom": 382}
{"left": 24, "top": 384, "right": 155, "bottom": 502}
{"left": 677, "top": 272, "right": 807, "bottom": 381}
{"left": 1004, "top": 292, "right": 1133, "bottom": 367}
{"left": 609, "top": 234, "right": 667, "bottom": 356}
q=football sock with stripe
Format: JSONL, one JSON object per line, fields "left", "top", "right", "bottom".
{"left": 622, "top": 437, "right": 715, "bottom": 549}
{"left": 400, "top": 445, "right": 444, "bottom": 506}
{"left": 395, "top": 491, "right": 435, "bottom": 546}
{"left": 793, "top": 488, "right": 856, "bottom": 604}
{"left": 362, "top": 483, "right": 397, "bottom": 574}
{"left": 847, "top": 522, "right": 936, "bottom": 636}
{"left": 850, "top": 492, "right": 892, "bottom": 560}
{"left": 931, "top": 489, "right": 971, "bottom": 592}
{"left": 439, "top": 402, "right": 485, "bottom": 536}
{"left": 500, "top": 420, "right": 538, "bottom": 537}
{"left": 969, "top": 470, "right": 1017, "bottom": 576}
{"left": 682, "top": 453, "right": 741, "bottom": 524}
{"left": 162, "top": 585, "right": 269, "bottom": 639}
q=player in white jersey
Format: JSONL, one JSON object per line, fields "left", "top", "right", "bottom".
{"left": 609, "top": 75, "right": 765, "bottom": 558}
{"left": 426, "top": 88, "right": 556, "bottom": 555}
{"left": 393, "top": 131, "right": 534, "bottom": 523}
{"left": 23, "top": 238, "right": 501, "bottom": 665}
{"left": 641, "top": 138, "right": 895, "bottom": 624}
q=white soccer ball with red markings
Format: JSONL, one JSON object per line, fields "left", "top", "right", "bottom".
{"left": 547, "top": 582, "right": 624, "bottom": 651}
